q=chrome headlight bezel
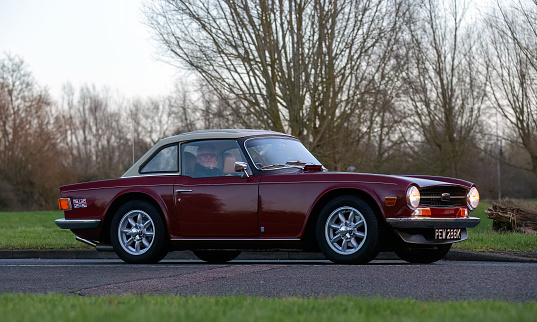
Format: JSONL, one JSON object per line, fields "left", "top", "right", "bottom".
{"left": 406, "top": 186, "right": 420, "bottom": 210}
{"left": 467, "top": 187, "right": 480, "bottom": 210}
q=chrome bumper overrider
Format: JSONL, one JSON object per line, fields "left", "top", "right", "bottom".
{"left": 386, "top": 217, "right": 481, "bottom": 229}
{"left": 55, "top": 218, "right": 101, "bottom": 229}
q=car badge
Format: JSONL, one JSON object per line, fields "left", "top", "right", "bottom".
{"left": 441, "top": 193, "right": 450, "bottom": 201}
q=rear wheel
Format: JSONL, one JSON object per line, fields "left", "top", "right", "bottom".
{"left": 193, "top": 250, "right": 241, "bottom": 263}
{"left": 316, "top": 196, "right": 381, "bottom": 264}
{"left": 394, "top": 243, "right": 452, "bottom": 264}
{"left": 111, "top": 200, "right": 168, "bottom": 264}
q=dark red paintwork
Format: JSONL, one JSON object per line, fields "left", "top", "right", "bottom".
{"left": 58, "top": 130, "right": 480, "bottom": 256}
{"left": 59, "top": 169, "right": 474, "bottom": 248}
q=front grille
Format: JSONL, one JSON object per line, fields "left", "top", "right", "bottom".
{"left": 419, "top": 186, "right": 467, "bottom": 208}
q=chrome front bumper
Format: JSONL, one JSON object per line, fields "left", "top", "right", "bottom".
{"left": 55, "top": 218, "right": 101, "bottom": 229}
{"left": 386, "top": 217, "right": 481, "bottom": 229}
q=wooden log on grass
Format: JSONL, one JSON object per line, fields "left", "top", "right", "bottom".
{"left": 485, "top": 201, "right": 537, "bottom": 234}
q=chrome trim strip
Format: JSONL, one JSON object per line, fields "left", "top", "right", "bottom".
{"left": 422, "top": 196, "right": 466, "bottom": 199}
{"left": 177, "top": 182, "right": 259, "bottom": 187}
{"left": 121, "top": 173, "right": 180, "bottom": 179}
{"left": 175, "top": 190, "right": 193, "bottom": 193}
{"left": 386, "top": 217, "right": 480, "bottom": 229}
{"left": 62, "top": 183, "right": 175, "bottom": 193}
{"left": 171, "top": 238, "right": 301, "bottom": 241}
{"left": 260, "top": 180, "right": 397, "bottom": 185}
{"left": 55, "top": 219, "right": 101, "bottom": 229}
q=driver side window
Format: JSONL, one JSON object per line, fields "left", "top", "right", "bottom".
{"left": 181, "top": 140, "right": 251, "bottom": 178}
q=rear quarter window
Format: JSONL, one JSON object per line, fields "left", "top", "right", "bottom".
{"left": 140, "top": 144, "right": 178, "bottom": 174}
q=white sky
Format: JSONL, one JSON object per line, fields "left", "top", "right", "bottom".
{"left": 0, "top": 0, "right": 178, "bottom": 100}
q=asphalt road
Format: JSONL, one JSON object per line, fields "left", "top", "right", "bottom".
{"left": 1, "top": 258, "right": 536, "bottom": 301}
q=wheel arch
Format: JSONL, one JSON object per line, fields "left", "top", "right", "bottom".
{"left": 99, "top": 192, "right": 168, "bottom": 243}
{"left": 301, "top": 188, "right": 386, "bottom": 250}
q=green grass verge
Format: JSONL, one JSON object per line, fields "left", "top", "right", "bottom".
{"left": 453, "top": 201, "right": 537, "bottom": 252}
{"left": 0, "top": 211, "right": 90, "bottom": 249}
{"left": 0, "top": 294, "right": 535, "bottom": 322}
{"left": 1, "top": 202, "right": 535, "bottom": 252}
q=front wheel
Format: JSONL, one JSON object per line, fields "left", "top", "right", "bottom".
{"left": 394, "top": 243, "right": 452, "bottom": 264}
{"left": 316, "top": 196, "right": 381, "bottom": 264}
{"left": 111, "top": 200, "right": 168, "bottom": 264}
{"left": 193, "top": 250, "right": 241, "bottom": 263}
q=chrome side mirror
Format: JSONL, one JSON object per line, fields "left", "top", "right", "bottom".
{"left": 234, "top": 161, "right": 249, "bottom": 178}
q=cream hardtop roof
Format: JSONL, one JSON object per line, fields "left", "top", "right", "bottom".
{"left": 158, "top": 129, "right": 290, "bottom": 145}
{"left": 122, "top": 129, "right": 293, "bottom": 177}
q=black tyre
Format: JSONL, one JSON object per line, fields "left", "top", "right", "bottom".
{"left": 111, "top": 200, "right": 168, "bottom": 264}
{"left": 316, "top": 196, "right": 381, "bottom": 264}
{"left": 394, "top": 243, "right": 452, "bottom": 264}
{"left": 193, "top": 250, "right": 241, "bottom": 263}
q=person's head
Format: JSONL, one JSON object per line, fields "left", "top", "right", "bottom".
{"left": 196, "top": 143, "right": 217, "bottom": 168}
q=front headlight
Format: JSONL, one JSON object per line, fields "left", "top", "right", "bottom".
{"left": 406, "top": 186, "right": 420, "bottom": 209}
{"left": 467, "top": 187, "right": 479, "bottom": 210}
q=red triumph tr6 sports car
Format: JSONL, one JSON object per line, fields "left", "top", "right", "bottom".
{"left": 56, "top": 129, "right": 480, "bottom": 264}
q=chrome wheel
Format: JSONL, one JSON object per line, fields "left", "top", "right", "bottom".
{"left": 325, "top": 206, "right": 367, "bottom": 255}
{"left": 118, "top": 210, "right": 155, "bottom": 256}
{"left": 317, "top": 196, "right": 380, "bottom": 264}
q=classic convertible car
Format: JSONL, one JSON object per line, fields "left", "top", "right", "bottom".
{"left": 56, "top": 129, "right": 480, "bottom": 264}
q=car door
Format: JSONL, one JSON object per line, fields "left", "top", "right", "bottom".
{"left": 174, "top": 139, "right": 259, "bottom": 237}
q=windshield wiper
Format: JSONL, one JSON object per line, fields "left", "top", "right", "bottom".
{"left": 261, "top": 161, "right": 313, "bottom": 170}
{"left": 286, "top": 160, "right": 307, "bottom": 167}
{"left": 260, "top": 164, "right": 294, "bottom": 170}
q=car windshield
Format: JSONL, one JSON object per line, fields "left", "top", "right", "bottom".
{"left": 245, "top": 137, "right": 322, "bottom": 170}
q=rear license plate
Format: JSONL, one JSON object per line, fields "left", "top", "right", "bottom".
{"left": 434, "top": 228, "right": 461, "bottom": 240}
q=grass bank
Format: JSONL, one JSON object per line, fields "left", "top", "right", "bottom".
{"left": 453, "top": 201, "right": 537, "bottom": 252}
{"left": 0, "top": 202, "right": 535, "bottom": 252}
{"left": 0, "top": 294, "right": 536, "bottom": 322}
{"left": 0, "top": 211, "right": 90, "bottom": 249}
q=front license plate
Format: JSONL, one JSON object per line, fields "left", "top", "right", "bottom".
{"left": 434, "top": 228, "right": 461, "bottom": 240}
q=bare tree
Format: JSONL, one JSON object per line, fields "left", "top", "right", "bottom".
{"left": 168, "top": 82, "right": 198, "bottom": 134}
{"left": 0, "top": 53, "right": 63, "bottom": 209}
{"left": 485, "top": 0, "right": 537, "bottom": 176}
{"left": 59, "top": 84, "right": 132, "bottom": 180}
{"left": 130, "top": 97, "right": 180, "bottom": 145}
{"left": 128, "top": 86, "right": 198, "bottom": 160}
{"left": 401, "top": 0, "right": 488, "bottom": 177}
{"left": 144, "top": 0, "right": 409, "bottom": 170}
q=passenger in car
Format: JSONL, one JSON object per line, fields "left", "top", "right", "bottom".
{"left": 222, "top": 152, "right": 237, "bottom": 175}
{"left": 193, "top": 143, "right": 222, "bottom": 178}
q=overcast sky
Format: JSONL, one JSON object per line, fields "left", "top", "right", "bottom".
{"left": 0, "top": 0, "right": 178, "bottom": 99}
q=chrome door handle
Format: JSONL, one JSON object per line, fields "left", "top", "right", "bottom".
{"left": 175, "top": 189, "right": 192, "bottom": 202}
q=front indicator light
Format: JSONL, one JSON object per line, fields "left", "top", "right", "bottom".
{"left": 406, "top": 186, "right": 420, "bottom": 209}
{"left": 385, "top": 197, "right": 397, "bottom": 206}
{"left": 411, "top": 208, "right": 431, "bottom": 217}
{"left": 467, "top": 187, "right": 479, "bottom": 210}
{"left": 58, "top": 198, "right": 71, "bottom": 210}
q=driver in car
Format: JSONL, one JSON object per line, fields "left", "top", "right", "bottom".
{"left": 193, "top": 143, "right": 223, "bottom": 178}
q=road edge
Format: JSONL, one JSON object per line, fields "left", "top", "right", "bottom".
{"left": 0, "top": 249, "right": 536, "bottom": 262}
